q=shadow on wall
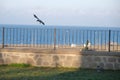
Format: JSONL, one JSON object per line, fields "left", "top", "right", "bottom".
{"left": 80, "top": 51, "right": 120, "bottom": 70}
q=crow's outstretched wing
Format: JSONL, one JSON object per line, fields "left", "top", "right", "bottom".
{"left": 33, "top": 14, "right": 45, "bottom": 25}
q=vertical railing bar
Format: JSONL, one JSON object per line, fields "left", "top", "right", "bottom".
{"left": 78, "top": 30, "right": 80, "bottom": 48}
{"left": 69, "top": 29, "right": 71, "bottom": 48}
{"left": 34, "top": 28, "right": 36, "bottom": 48}
{"left": 46, "top": 29, "right": 48, "bottom": 48}
{"left": 40, "top": 29, "right": 42, "bottom": 48}
{"left": 54, "top": 28, "right": 56, "bottom": 50}
{"left": 38, "top": 28, "right": 40, "bottom": 48}
{"left": 26, "top": 28, "right": 28, "bottom": 47}
{"left": 11, "top": 28, "right": 13, "bottom": 47}
{"left": 20, "top": 28, "right": 22, "bottom": 47}
{"left": 30, "top": 28, "right": 31, "bottom": 47}
{"left": 24, "top": 28, "right": 25, "bottom": 47}
{"left": 43, "top": 28, "right": 45, "bottom": 48}
{"left": 24, "top": 28, "right": 26, "bottom": 47}
{"left": 2, "top": 27, "right": 5, "bottom": 48}
{"left": 65, "top": 29, "right": 66, "bottom": 48}
{"left": 101, "top": 31, "right": 102, "bottom": 50}
{"left": 83, "top": 30, "right": 84, "bottom": 48}
{"left": 31, "top": 28, "right": 33, "bottom": 47}
{"left": 98, "top": 31, "right": 100, "bottom": 50}
{"left": 50, "top": 29, "right": 51, "bottom": 48}
{"left": 27, "top": 28, "right": 29, "bottom": 47}
{"left": 31, "top": 28, "right": 34, "bottom": 47}
{"left": 21, "top": 28, "right": 22, "bottom": 47}
{"left": 94, "top": 30, "right": 95, "bottom": 50}
{"left": 58, "top": 29, "right": 60, "bottom": 48}
{"left": 65, "top": 29, "right": 67, "bottom": 48}
{"left": 33, "top": 28, "right": 36, "bottom": 47}
{"left": 108, "top": 30, "right": 111, "bottom": 52}
{"left": 17, "top": 28, "right": 19, "bottom": 47}
{"left": 15, "top": 28, "right": 17, "bottom": 47}
{"left": 35, "top": 28, "right": 37, "bottom": 48}
{"left": 89, "top": 30, "right": 91, "bottom": 49}
{"left": 43, "top": 29, "right": 45, "bottom": 48}
{"left": 44, "top": 28, "right": 46, "bottom": 48}
{"left": 86, "top": 30, "right": 88, "bottom": 42}
{"left": 4, "top": 28, "right": 8, "bottom": 47}
{"left": 113, "top": 31, "right": 115, "bottom": 51}
{"left": 62, "top": 29, "right": 64, "bottom": 48}
{"left": 13, "top": 28, "right": 16, "bottom": 48}
{"left": 23, "top": 28, "right": 24, "bottom": 47}
{"left": 61, "top": 29, "right": 63, "bottom": 48}
{"left": 4, "top": 28, "right": 6, "bottom": 48}
{"left": 104, "top": 31, "right": 106, "bottom": 51}
{"left": 10, "top": 28, "right": 12, "bottom": 47}
{"left": 116, "top": 31, "right": 118, "bottom": 51}
{"left": 13, "top": 28, "right": 15, "bottom": 47}
{"left": 34, "top": 28, "right": 36, "bottom": 47}
{"left": 76, "top": 29, "right": 78, "bottom": 48}
{"left": 80, "top": 30, "right": 82, "bottom": 48}
{"left": 37, "top": 28, "right": 39, "bottom": 48}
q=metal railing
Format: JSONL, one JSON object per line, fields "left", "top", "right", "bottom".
{"left": 0, "top": 27, "right": 120, "bottom": 52}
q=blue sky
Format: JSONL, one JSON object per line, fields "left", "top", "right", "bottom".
{"left": 0, "top": 0, "right": 120, "bottom": 27}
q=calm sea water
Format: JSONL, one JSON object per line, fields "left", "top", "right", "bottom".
{"left": 0, "top": 24, "right": 120, "bottom": 45}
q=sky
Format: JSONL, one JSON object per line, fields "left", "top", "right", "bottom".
{"left": 0, "top": 0, "right": 120, "bottom": 27}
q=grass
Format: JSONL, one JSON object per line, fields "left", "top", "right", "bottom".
{"left": 0, "top": 65, "right": 120, "bottom": 80}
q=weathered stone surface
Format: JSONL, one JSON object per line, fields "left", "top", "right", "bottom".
{"left": 0, "top": 59, "right": 4, "bottom": 64}
{"left": 29, "top": 54, "right": 34, "bottom": 57}
{"left": 81, "top": 62, "right": 89, "bottom": 68}
{"left": 64, "top": 60, "right": 73, "bottom": 67}
{"left": 67, "top": 56, "right": 73, "bottom": 60}
{"left": 0, "top": 49, "right": 120, "bottom": 70}
{"left": 36, "top": 58, "right": 42, "bottom": 65}
{"left": 72, "top": 61, "right": 81, "bottom": 67}
{"left": 99, "top": 63, "right": 104, "bottom": 68}
{"left": 11, "top": 56, "right": 20, "bottom": 62}
{"left": 86, "top": 56, "right": 93, "bottom": 62}
{"left": 118, "top": 58, "right": 120, "bottom": 63}
{"left": 5, "top": 58, "right": 11, "bottom": 64}
{"left": 94, "top": 57, "right": 101, "bottom": 62}
{"left": 60, "top": 55, "right": 66, "bottom": 60}
{"left": 33, "top": 55, "right": 40, "bottom": 60}
{"left": 114, "top": 63, "right": 120, "bottom": 70}
{"left": 0, "top": 53, "right": 2, "bottom": 58}
{"left": 27, "top": 58, "right": 35, "bottom": 65}
{"left": 89, "top": 63, "right": 98, "bottom": 69}
{"left": 72, "top": 56, "right": 81, "bottom": 67}
{"left": 102, "top": 57, "right": 107, "bottom": 62}
{"left": 43, "top": 62, "right": 50, "bottom": 66}
{"left": 108, "top": 58, "right": 116, "bottom": 62}
{"left": 19, "top": 58, "right": 27, "bottom": 63}
{"left": 53, "top": 55, "right": 59, "bottom": 61}
{"left": 105, "top": 63, "right": 113, "bottom": 69}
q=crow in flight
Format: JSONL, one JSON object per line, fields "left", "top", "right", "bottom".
{"left": 33, "top": 14, "right": 45, "bottom": 25}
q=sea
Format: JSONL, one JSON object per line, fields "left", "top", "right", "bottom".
{"left": 0, "top": 24, "right": 120, "bottom": 45}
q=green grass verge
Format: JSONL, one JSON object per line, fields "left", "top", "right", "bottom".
{"left": 8, "top": 63, "right": 31, "bottom": 67}
{"left": 0, "top": 65, "right": 120, "bottom": 80}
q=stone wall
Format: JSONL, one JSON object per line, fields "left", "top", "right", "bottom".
{"left": 0, "top": 49, "right": 120, "bottom": 70}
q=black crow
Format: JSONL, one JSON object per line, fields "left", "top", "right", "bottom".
{"left": 33, "top": 14, "right": 45, "bottom": 25}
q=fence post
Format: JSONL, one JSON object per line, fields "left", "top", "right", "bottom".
{"left": 54, "top": 28, "right": 56, "bottom": 50}
{"left": 2, "top": 27, "right": 4, "bottom": 48}
{"left": 108, "top": 30, "right": 111, "bottom": 52}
